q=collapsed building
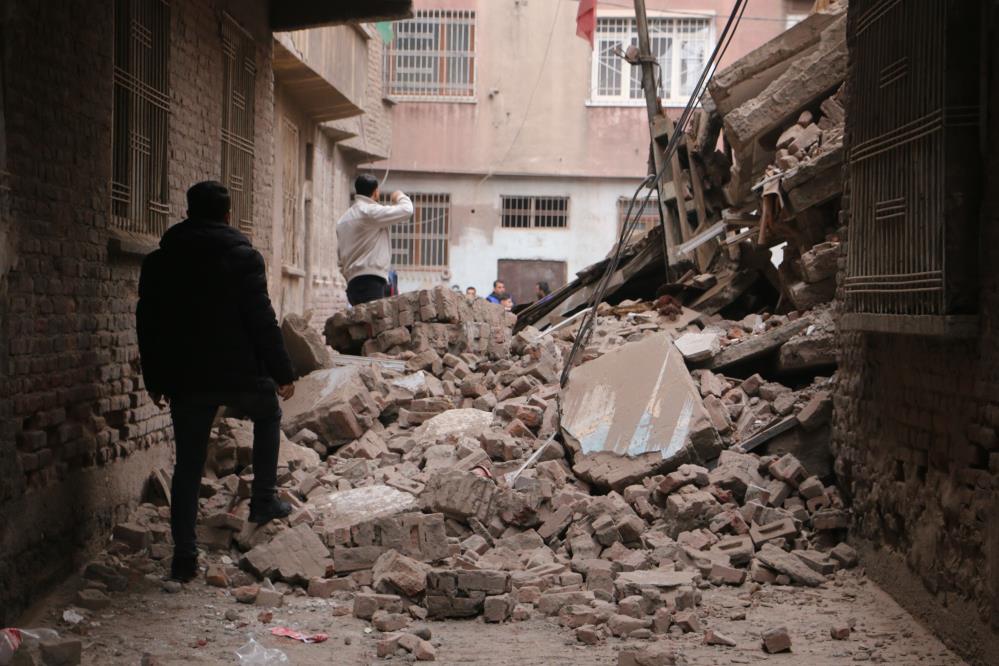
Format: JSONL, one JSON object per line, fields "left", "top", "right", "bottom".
{"left": 52, "top": 14, "right": 863, "bottom": 658}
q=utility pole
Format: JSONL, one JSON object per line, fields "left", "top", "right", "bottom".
{"left": 633, "top": 0, "right": 685, "bottom": 275}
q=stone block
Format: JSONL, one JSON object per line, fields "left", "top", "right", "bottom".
{"left": 372, "top": 550, "right": 431, "bottom": 597}
{"left": 281, "top": 313, "right": 332, "bottom": 377}
{"left": 762, "top": 626, "right": 792, "bottom": 653}
{"left": 241, "top": 524, "right": 333, "bottom": 584}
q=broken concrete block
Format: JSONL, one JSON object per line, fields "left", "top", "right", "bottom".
{"left": 755, "top": 544, "right": 825, "bottom": 587}
{"left": 75, "top": 589, "right": 111, "bottom": 610}
{"left": 762, "top": 626, "right": 792, "bottom": 653}
{"left": 799, "top": 241, "right": 840, "bottom": 283}
{"left": 561, "top": 333, "right": 720, "bottom": 492}
{"left": 372, "top": 549, "right": 431, "bottom": 598}
{"left": 255, "top": 587, "right": 283, "bottom": 608}
{"left": 617, "top": 644, "right": 681, "bottom": 666}
{"left": 421, "top": 470, "right": 496, "bottom": 523}
{"left": 372, "top": 610, "right": 411, "bottom": 632}
{"left": 483, "top": 594, "right": 515, "bottom": 623}
{"left": 353, "top": 593, "right": 405, "bottom": 620}
{"left": 608, "top": 613, "right": 651, "bottom": 637}
{"left": 830, "top": 623, "right": 851, "bottom": 640}
{"left": 281, "top": 313, "right": 332, "bottom": 377}
{"left": 749, "top": 518, "right": 798, "bottom": 547}
{"left": 796, "top": 391, "right": 832, "bottom": 431}
{"left": 704, "top": 628, "right": 737, "bottom": 647}
{"left": 39, "top": 636, "right": 83, "bottom": 666}
{"left": 673, "top": 332, "right": 720, "bottom": 362}
{"left": 830, "top": 542, "right": 858, "bottom": 568}
{"left": 241, "top": 524, "right": 333, "bottom": 584}
{"left": 768, "top": 454, "right": 808, "bottom": 487}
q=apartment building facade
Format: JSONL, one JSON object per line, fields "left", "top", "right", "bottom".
{"left": 371, "top": 0, "right": 812, "bottom": 303}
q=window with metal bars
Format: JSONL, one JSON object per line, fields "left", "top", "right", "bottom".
{"left": 221, "top": 14, "right": 256, "bottom": 237}
{"left": 501, "top": 196, "right": 569, "bottom": 229}
{"left": 111, "top": 0, "right": 171, "bottom": 236}
{"left": 380, "top": 193, "right": 451, "bottom": 269}
{"left": 280, "top": 117, "right": 302, "bottom": 269}
{"left": 617, "top": 197, "right": 659, "bottom": 239}
{"left": 591, "top": 16, "right": 710, "bottom": 105}
{"left": 383, "top": 10, "right": 475, "bottom": 100}
{"left": 841, "top": 0, "right": 981, "bottom": 336}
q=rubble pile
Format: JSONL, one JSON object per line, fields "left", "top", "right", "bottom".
{"left": 64, "top": 284, "right": 856, "bottom": 663}
{"left": 46, "top": 6, "right": 857, "bottom": 663}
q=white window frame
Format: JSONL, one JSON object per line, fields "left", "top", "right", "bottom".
{"left": 588, "top": 9, "right": 715, "bottom": 108}
{"left": 383, "top": 9, "right": 477, "bottom": 102}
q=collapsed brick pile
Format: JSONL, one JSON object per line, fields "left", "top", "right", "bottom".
{"left": 56, "top": 287, "right": 856, "bottom": 664}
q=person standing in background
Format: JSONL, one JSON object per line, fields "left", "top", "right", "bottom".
{"left": 337, "top": 174, "right": 413, "bottom": 306}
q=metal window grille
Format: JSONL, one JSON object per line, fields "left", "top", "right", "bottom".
{"left": 843, "top": 0, "right": 981, "bottom": 330}
{"left": 381, "top": 193, "right": 450, "bottom": 269}
{"left": 280, "top": 117, "right": 301, "bottom": 268}
{"left": 384, "top": 10, "right": 475, "bottom": 100}
{"left": 617, "top": 197, "right": 659, "bottom": 238}
{"left": 501, "top": 196, "right": 569, "bottom": 229}
{"left": 221, "top": 14, "right": 256, "bottom": 237}
{"left": 111, "top": 0, "right": 170, "bottom": 235}
{"left": 594, "top": 16, "right": 709, "bottom": 104}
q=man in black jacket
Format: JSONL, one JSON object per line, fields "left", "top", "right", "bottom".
{"left": 137, "top": 181, "right": 296, "bottom": 582}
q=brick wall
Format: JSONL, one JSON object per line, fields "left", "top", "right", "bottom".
{"left": 0, "top": 0, "right": 275, "bottom": 624}
{"left": 831, "top": 6, "right": 999, "bottom": 663}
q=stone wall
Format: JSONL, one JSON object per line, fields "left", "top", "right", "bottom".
{"left": 831, "top": 5, "right": 999, "bottom": 663}
{"left": 0, "top": 0, "right": 274, "bottom": 624}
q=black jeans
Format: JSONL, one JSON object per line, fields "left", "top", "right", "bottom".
{"left": 347, "top": 275, "right": 388, "bottom": 306}
{"left": 169, "top": 390, "right": 282, "bottom": 557}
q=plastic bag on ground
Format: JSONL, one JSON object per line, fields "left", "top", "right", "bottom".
{"left": 235, "top": 635, "right": 289, "bottom": 665}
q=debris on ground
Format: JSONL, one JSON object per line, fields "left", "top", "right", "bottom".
{"left": 27, "top": 7, "right": 859, "bottom": 663}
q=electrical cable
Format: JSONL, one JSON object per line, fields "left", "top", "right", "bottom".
{"left": 558, "top": 0, "right": 748, "bottom": 388}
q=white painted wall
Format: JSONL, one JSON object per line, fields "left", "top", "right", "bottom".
{"left": 377, "top": 172, "right": 648, "bottom": 298}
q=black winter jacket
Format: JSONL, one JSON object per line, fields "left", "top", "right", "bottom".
{"left": 136, "top": 218, "right": 294, "bottom": 396}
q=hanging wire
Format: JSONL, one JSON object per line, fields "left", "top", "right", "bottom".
{"left": 559, "top": 0, "right": 749, "bottom": 388}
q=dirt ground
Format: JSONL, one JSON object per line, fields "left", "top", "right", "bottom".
{"left": 19, "top": 567, "right": 966, "bottom": 666}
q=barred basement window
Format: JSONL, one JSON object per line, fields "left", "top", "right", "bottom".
{"left": 617, "top": 196, "right": 659, "bottom": 239}
{"left": 501, "top": 196, "right": 569, "bottom": 229}
{"left": 111, "top": 0, "right": 171, "bottom": 236}
{"left": 381, "top": 193, "right": 450, "bottom": 269}
{"left": 384, "top": 10, "right": 475, "bottom": 100}
{"left": 592, "top": 16, "right": 710, "bottom": 105}
{"left": 221, "top": 14, "right": 256, "bottom": 237}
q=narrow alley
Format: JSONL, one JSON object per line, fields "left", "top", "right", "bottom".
{"left": 1, "top": 1, "right": 997, "bottom": 666}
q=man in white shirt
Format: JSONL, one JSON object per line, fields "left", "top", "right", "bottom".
{"left": 337, "top": 174, "right": 414, "bottom": 305}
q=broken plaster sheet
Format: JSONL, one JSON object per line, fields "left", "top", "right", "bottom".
{"left": 560, "top": 332, "right": 707, "bottom": 461}
{"left": 308, "top": 485, "right": 418, "bottom": 532}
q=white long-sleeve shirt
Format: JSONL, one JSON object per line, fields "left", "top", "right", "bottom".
{"left": 336, "top": 193, "right": 413, "bottom": 282}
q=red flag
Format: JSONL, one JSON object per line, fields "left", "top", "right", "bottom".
{"left": 576, "top": 0, "right": 597, "bottom": 48}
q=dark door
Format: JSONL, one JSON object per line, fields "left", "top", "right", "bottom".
{"left": 497, "top": 259, "right": 567, "bottom": 305}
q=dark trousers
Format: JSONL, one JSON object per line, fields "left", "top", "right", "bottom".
{"left": 169, "top": 390, "right": 281, "bottom": 557}
{"left": 347, "top": 275, "right": 388, "bottom": 306}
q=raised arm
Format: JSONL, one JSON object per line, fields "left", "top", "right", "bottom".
{"left": 363, "top": 192, "right": 414, "bottom": 228}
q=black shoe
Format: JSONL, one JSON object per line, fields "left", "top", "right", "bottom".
{"left": 248, "top": 497, "right": 293, "bottom": 524}
{"left": 170, "top": 553, "right": 198, "bottom": 582}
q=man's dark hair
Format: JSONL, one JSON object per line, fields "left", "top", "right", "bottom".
{"left": 187, "top": 181, "right": 231, "bottom": 221}
{"left": 493, "top": 280, "right": 504, "bottom": 289}
{"left": 355, "top": 174, "right": 379, "bottom": 197}
{"left": 537, "top": 281, "right": 551, "bottom": 295}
